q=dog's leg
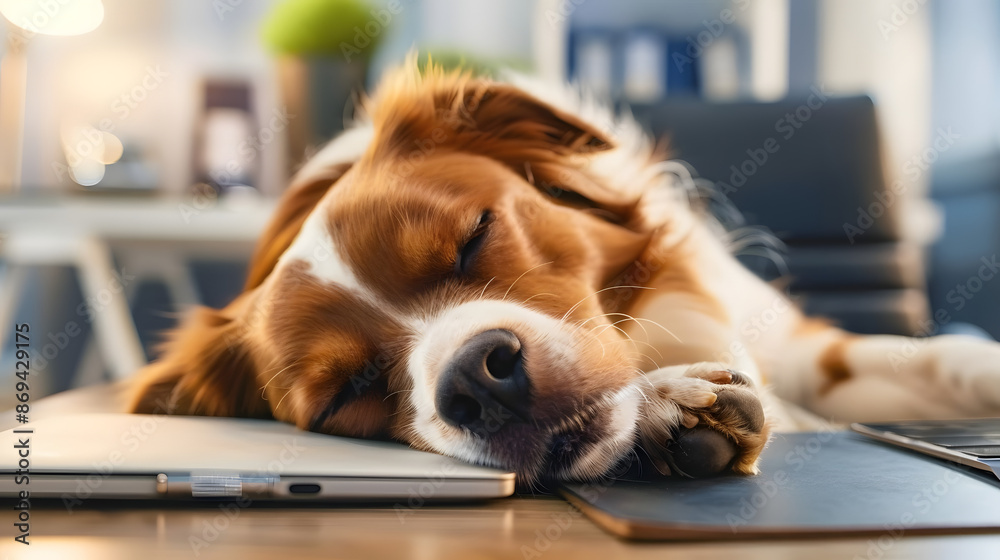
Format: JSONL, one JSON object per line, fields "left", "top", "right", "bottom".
{"left": 633, "top": 362, "right": 771, "bottom": 477}
{"left": 768, "top": 325, "right": 1000, "bottom": 422}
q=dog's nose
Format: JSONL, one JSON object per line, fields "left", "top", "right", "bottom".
{"left": 435, "top": 329, "right": 531, "bottom": 433}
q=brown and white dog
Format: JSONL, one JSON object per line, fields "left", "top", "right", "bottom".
{"left": 130, "top": 59, "right": 1000, "bottom": 483}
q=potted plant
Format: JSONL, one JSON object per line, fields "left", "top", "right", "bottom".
{"left": 262, "top": 0, "right": 390, "bottom": 170}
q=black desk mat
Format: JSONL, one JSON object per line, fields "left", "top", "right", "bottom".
{"left": 560, "top": 432, "right": 1000, "bottom": 540}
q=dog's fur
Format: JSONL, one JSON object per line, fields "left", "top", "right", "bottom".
{"left": 129, "top": 60, "right": 1000, "bottom": 483}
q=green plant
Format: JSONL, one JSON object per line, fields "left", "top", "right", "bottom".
{"left": 262, "top": 0, "right": 381, "bottom": 57}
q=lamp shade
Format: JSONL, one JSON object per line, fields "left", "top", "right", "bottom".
{"left": 0, "top": 0, "right": 103, "bottom": 36}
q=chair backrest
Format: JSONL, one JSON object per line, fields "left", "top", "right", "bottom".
{"left": 630, "top": 96, "right": 898, "bottom": 242}
{"left": 629, "top": 96, "right": 929, "bottom": 335}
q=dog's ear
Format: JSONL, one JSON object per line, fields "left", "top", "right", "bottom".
{"left": 372, "top": 68, "right": 636, "bottom": 222}
{"left": 128, "top": 293, "right": 270, "bottom": 417}
{"left": 131, "top": 147, "right": 353, "bottom": 416}
{"left": 454, "top": 82, "right": 614, "bottom": 155}
{"left": 446, "top": 83, "right": 648, "bottom": 222}
{"left": 370, "top": 63, "right": 614, "bottom": 158}
{"left": 244, "top": 162, "right": 353, "bottom": 289}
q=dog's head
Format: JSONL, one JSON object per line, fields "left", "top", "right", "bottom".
{"left": 131, "top": 63, "right": 674, "bottom": 481}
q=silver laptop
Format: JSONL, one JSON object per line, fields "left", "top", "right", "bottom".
{"left": 0, "top": 414, "right": 515, "bottom": 501}
{"left": 852, "top": 418, "right": 1000, "bottom": 481}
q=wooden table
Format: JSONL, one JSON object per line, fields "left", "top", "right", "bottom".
{"left": 2, "top": 496, "right": 999, "bottom": 559}
{"left": 4, "top": 383, "right": 1000, "bottom": 559}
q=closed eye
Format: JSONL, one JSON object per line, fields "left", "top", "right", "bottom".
{"left": 455, "top": 210, "right": 492, "bottom": 276}
{"left": 309, "top": 365, "right": 383, "bottom": 433}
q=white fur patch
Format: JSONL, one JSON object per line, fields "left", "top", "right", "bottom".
{"left": 277, "top": 200, "right": 365, "bottom": 293}
{"left": 293, "top": 124, "right": 373, "bottom": 181}
{"left": 558, "top": 385, "right": 641, "bottom": 480}
{"left": 275, "top": 124, "right": 379, "bottom": 298}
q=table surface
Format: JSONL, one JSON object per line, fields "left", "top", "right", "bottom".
{"left": 0, "top": 194, "right": 276, "bottom": 242}
{"left": 1, "top": 495, "right": 1000, "bottom": 559}
{"left": 4, "top": 389, "right": 1000, "bottom": 559}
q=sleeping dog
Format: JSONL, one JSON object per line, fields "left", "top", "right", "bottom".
{"left": 130, "top": 59, "right": 1000, "bottom": 483}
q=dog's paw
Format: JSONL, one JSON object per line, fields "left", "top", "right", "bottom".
{"left": 637, "top": 363, "right": 770, "bottom": 477}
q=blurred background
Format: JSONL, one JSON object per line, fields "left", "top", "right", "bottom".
{"left": 1, "top": 0, "right": 999, "bottom": 405}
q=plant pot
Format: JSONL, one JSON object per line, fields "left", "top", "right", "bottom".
{"left": 276, "top": 55, "right": 368, "bottom": 173}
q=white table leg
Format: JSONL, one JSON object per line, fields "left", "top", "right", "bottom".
{"left": 74, "top": 237, "right": 146, "bottom": 381}
{"left": 0, "top": 262, "right": 28, "bottom": 366}
{"left": 159, "top": 253, "right": 202, "bottom": 311}
{"left": 70, "top": 337, "right": 107, "bottom": 389}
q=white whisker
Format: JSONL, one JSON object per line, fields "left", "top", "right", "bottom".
{"left": 259, "top": 358, "right": 305, "bottom": 399}
{"left": 504, "top": 261, "right": 554, "bottom": 301}
{"left": 561, "top": 285, "right": 654, "bottom": 322}
{"left": 479, "top": 276, "right": 497, "bottom": 300}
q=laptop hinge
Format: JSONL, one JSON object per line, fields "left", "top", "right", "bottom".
{"left": 156, "top": 472, "right": 277, "bottom": 499}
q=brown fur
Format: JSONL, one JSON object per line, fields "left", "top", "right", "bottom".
{"left": 818, "top": 336, "right": 856, "bottom": 396}
{"left": 129, "top": 61, "right": 767, "bottom": 481}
